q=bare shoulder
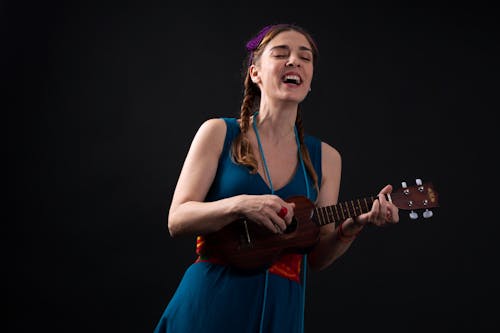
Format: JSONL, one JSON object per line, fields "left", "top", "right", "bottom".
{"left": 198, "top": 118, "right": 227, "bottom": 135}
{"left": 321, "top": 141, "right": 341, "bottom": 164}
{"left": 316, "top": 140, "right": 342, "bottom": 208}
{"left": 193, "top": 118, "right": 228, "bottom": 145}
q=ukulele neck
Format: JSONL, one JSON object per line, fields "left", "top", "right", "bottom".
{"left": 313, "top": 195, "right": 383, "bottom": 226}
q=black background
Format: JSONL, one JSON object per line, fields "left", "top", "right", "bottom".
{"left": 5, "top": 2, "right": 498, "bottom": 332}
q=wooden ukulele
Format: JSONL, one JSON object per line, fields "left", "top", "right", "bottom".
{"left": 199, "top": 179, "right": 439, "bottom": 271}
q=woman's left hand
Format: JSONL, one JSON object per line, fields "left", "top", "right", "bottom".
{"left": 354, "top": 184, "right": 399, "bottom": 227}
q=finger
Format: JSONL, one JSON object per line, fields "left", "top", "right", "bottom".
{"left": 388, "top": 204, "right": 399, "bottom": 223}
{"left": 264, "top": 216, "right": 282, "bottom": 234}
{"left": 379, "top": 184, "right": 393, "bottom": 195}
{"left": 378, "top": 193, "right": 388, "bottom": 214}
{"left": 385, "top": 210, "right": 392, "bottom": 222}
{"left": 281, "top": 201, "right": 296, "bottom": 224}
{"left": 375, "top": 198, "right": 388, "bottom": 226}
{"left": 378, "top": 190, "right": 389, "bottom": 205}
{"left": 265, "top": 207, "right": 287, "bottom": 232}
{"left": 278, "top": 206, "right": 287, "bottom": 219}
{"left": 272, "top": 213, "right": 288, "bottom": 232}
{"left": 371, "top": 197, "right": 381, "bottom": 216}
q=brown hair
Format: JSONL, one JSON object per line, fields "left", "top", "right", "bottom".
{"left": 231, "top": 24, "right": 320, "bottom": 194}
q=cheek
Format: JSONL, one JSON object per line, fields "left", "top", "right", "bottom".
{"left": 305, "top": 67, "right": 314, "bottom": 80}
{"left": 265, "top": 68, "right": 283, "bottom": 85}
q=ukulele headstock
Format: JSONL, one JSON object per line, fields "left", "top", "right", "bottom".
{"left": 391, "top": 178, "right": 439, "bottom": 220}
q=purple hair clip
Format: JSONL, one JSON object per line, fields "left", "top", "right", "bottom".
{"left": 246, "top": 25, "right": 274, "bottom": 52}
{"left": 245, "top": 25, "right": 275, "bottom": 66}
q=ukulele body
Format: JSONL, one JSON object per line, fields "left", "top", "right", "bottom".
{"left": 200, "top": 196, "right": 320, "bottom": 271}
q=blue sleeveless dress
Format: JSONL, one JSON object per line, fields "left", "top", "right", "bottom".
{"left": 153, "top": 118, "right": 322, "bottom": 333}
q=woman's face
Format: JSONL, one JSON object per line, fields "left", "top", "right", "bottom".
{"left": 251, "top": 30, "right": 314, "bottom": 104}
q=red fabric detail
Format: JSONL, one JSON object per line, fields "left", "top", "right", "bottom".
{"left": 195, "top": 236, "right": 302, "bottom": 283}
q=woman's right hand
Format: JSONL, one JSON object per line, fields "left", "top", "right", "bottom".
{"left": 237, "top": 194, "right": 295, "bottom": 234}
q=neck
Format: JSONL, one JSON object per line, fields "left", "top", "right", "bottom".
{"left": 253, "top": 109, "right": 297, "bottom": 143}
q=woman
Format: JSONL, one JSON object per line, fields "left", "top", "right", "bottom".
{"left": 153, "top": 23, "right": 399, "bottom": 333}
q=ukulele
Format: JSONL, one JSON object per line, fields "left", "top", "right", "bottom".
{"left": 199, "top": 179, "right": 439, "bottom": 271}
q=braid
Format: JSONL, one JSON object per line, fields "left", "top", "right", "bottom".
{"left": 231, "top": 72, "right": 259, "bottom": 173}
{"left": 232, "top": 23, "right": 321, "bottom": 187}
{"left": 296, "top": 108, "right": 320, "bottom": 197}
{"left": 232, "top": 78, "right": 320, "bottom": 194}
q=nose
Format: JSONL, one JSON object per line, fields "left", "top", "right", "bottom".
{"left": 286, "top": 56, "right": 300, "bottom": 67}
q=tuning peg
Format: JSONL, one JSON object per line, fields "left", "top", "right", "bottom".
{"left": 409, "top": 211, "right": 418, "bottom": 220}
{"left": 401, "top": 181, "right": 408, "bottom": 188}
{"left": 423, "top": 209, "right": 433, "bottom": 219}
{"left": 416, "top": 178, "right": 425, "bottom": 192}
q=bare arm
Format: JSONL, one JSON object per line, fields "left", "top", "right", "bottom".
{"left": 307, "top": 142, "right": 346, "bottom": 270}
{"left": 168, "top": 118, "right": 295, "bottom": 238}
{"left": 307, "top": 142, "right": 400, "bottom": 271}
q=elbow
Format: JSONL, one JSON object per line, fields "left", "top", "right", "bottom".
{"left": 168, "top": 223, "right": 178, "bottom": 238}
{"left": 167, "top": 209, "right": 191, "bottom": 238}
{"left": 167, "top": 211, "right": 181, "bottom": 238}
{"left": 309, "top": 261, "right": 331, "bottom": 272}
{"left": 307, "top": 249, "right": 338, "bottom": 272}
{"left": 168, "top": 218, "right": 182, "bottom": 238}
{"left": 307, "top": 257, "right": 325, "bottom": 272}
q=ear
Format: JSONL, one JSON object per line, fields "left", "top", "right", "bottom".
{"left": 249, "top": 65, "right": 260, "bottom": 84}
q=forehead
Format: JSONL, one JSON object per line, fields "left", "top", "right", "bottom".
{"left": 265, "top": 30, "right": 311, "bottom": 50}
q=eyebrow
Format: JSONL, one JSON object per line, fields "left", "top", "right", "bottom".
{"left": 269, "top": 45, "right": 313, "bottom": 53}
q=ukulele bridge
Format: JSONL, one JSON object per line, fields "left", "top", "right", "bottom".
{"left": 239, "top": 220, "right": 252, "bottom": 249}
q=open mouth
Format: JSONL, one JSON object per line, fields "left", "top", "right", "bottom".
{"left": 282, "top": 74, "right": 301, "bottom": 85}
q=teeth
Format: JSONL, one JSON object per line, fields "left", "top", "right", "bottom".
{"left": 283, "top": 75, "right": 301, "bottom": 84}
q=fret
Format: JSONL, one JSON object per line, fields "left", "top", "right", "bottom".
{"left": 321, "top": 207, "right": 328, "bottom": 225}
{"left": 344, "top": 201, "right": 349, "bottom": 218}
{"left": 338, "top": 202, "right": 346, "bottom": 220}
{"left": 326, "top": 207, "right": 332, "bottom": 224}
{"left": 314, "top": 207, "right": 322, "bottom": 226}
{"left": 334, "top": 205, "right": 340, "bottom": 222}
{"left": 346, "top": 201, "right": 353, "bottom": 218}
{"left": 319, "top": 207, "right": 326, "bottom": 226}
{"left": 315, "top": 207, "right": 322, "bottom": 226}
{"left": 343, "top": 201, "right": 350, "bottom": 218}
{"left": 315, "top": 195, "right": 381, "bottom": 226}
{"left": 316, "top": 207, "right": 323, "bottom": 225}
{"left": 323, "top": 207, "right": 330, "bottom": 225}
{"left": 327, "top": 206, "right": 336, "bottom": 224}
{"left": 350, "top": 200, "right": 356, "bottom": 217}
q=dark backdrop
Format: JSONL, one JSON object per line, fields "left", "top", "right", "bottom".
{"left": 5, "top": 2, "right": 498, "bottom": 332}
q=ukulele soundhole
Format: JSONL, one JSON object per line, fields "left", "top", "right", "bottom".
{"left": 284, "top": 217, "right": 298, "bottom": 234}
